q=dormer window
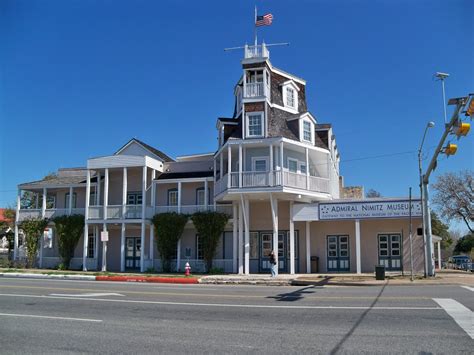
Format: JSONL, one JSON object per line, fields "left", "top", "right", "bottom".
{"left": 281, "top": 80, "right": 299, "bottom": 112}
{"left": 303, "top": 120, "right": 312, "bottom": 142}
{"left": 286, "top": 87, "right": 295, "bottom": 108}
{"left": 246, "top": 112, "right": 264, "bottom": 137}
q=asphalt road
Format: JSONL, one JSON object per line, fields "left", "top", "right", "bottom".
{"left": 0, "top": 277, "right": 472, "bottom": 354}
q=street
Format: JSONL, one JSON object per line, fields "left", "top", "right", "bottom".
{"left": 0, "top": 277, "right": 472, "bottom": 354}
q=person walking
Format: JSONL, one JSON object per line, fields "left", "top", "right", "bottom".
{"left": 269, "top": 250, "right": 277, "bottom": 277}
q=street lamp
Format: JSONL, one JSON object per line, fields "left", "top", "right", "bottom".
{"left": 434, "top": 72, "right": 449, "bottom": 124}
{"left": 418, "top": 121, "right": 435, "bottom": 277}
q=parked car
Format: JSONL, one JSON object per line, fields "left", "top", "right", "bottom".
{"left": 450, "top": 255, "right": 472, "bottom": 270}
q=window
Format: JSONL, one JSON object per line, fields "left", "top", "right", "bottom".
{"left": 196, "top": 188, "right": 210, "bottom": 205}
{"left": 87, "top": 234, "right": 95, "bottom": 258}
{"left": 252, "top": 157, "right": 268, "bottom": 172}
{"left": 127, "top": 192, "right": 142, "bottom": 205}
{"left": 65, "top": 193, "right": 77, "bottom": 209}
{"left": 303, "top": 120, "right": 312, "bottom": 142}
{"left": 288, "top": 158, "right": 298, "bottom": 173}
{"left": 196, "top": 235, "right": 203, "bottom": 260}
{"left": 168, "top": 189, "right": 178, "bottom": 206}
{"left": 286, "top": 87, "right": 295, "bottom": 108}
{"left": 246, "top": 113, "right": 263, "bottom": 137}
{"left": 89, "top": 191, "right": 97, "bottom": 206}
{"left": 300, "top": 163, "right": 307, "bottom": 175}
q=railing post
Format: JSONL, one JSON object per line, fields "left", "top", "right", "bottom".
{"left": 227, "top": 145, "right": 232, "bottom": 189}
{"left": 122, "top": 167, "right": 127, "bottom": 219}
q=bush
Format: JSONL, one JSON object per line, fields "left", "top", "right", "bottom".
{"left": 19, "top": 218, "right": 49, "bottom": 268}
{"left": 152, "top": 213, "right": 188, "bottom": 272}
{"left": 208, "top": 267, "right": 224, "bottom": 275}
{"left": 52, "top": 215, "right": 85, "bottom": 269}
{"left": 191, "top": 211, "right": 230, "bottom": 273}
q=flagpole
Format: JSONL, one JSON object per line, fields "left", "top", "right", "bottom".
{"left": 254, "top": 5, "right": 257, "bottom": 47}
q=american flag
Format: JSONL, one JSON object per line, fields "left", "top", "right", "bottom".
{"left": 256, "top": 13, "right": 273, "bottom": 27}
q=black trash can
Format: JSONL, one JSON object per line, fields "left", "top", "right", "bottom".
{"left": 310, "top": 256, "right": 319, "bottom": 273}
{"left": 375, "top": 265, "right": 385, "bottom": 280}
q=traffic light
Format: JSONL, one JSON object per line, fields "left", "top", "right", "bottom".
{"left": 443, "top": 143, "right": 457, "bottom": 156}
{"left": 466, "top": 98, "right": 474, "bottom": 117}
{"left": 454, "top": 122, "right": 470, "bottom": 137}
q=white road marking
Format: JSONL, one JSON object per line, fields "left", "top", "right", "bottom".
{"left": 433, "top": 298, "right": 473, "bottom": 339}
{"left": 49, "top": 292, "right": 124, "bottom": 297}
{"left": 0, "top": 312, "right": 102, "bottom": 323}
{"left": 461, "top": 286, "right": 474, "bottom": 292}
{"left": 0, "top": 293, "right": 441, "bottom": 310}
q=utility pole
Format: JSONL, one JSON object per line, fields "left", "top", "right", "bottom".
{"left": 409, "top": 187, "right": 414, "bottom": 282}
{"left": 422, "top": 95, "right": 471, "bottom": 276}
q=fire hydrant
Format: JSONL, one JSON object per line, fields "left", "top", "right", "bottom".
{"left": 185, "top": 262, "right": 191, "bottom": 276}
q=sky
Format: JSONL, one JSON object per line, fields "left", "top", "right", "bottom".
{"left": 1, "top": 0, "right": 473, "bottom": 232}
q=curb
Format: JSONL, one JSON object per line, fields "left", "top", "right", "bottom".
{"left": 0, "top": 273, "right": 199, "bottom": 284}
{"left": 0, "top": 273, "right": 96, "bottom": 281}
{"left": 95, "top": 276, "right": 199, "bottom": 284}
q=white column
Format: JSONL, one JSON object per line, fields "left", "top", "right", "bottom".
{"left": 270, "top": 194, "right": 279, "bottom": 276}
{"left": 306, "top": 221, "right": 311, "bottom": 273}
{"left": 176, "top": 239, "right": 181, "bottom": 272}
{"left": 68, "top": 186, "right": 73, "bottom": 215}
{"left": 355, "top": 219, "right": 361, "bottom": 274}
{"left": 269, "top": 144, "right": 273, "bottom": 185}
{"left": 213, "top": 156, "right": 217, "bottom": 184}
{"left": 41, "top": 187, "right": 46, "bottom": 218}
{"left": 94, "top": 226, "right": 99, "bottom": 270}
{"left": 238, "top": 201, "right": 244, "bottom": 274}
{"left": 140, "top": 166, "right": 147, "bottom": 272}
{"left": 83, "top": 223, "right": 88, "bottom": 271}
{"left": 120, "top": 223, "right": 125, "bottom": 272}
{"left": 101, "top": 223, "right": 107, "bottom": 271}
{"left": 238, "top": 144, "right": 243, "bottom": 188}
{"left": 219, "top": 151, "right": 224, "bottom": 180}
{"left": 280, "top": 141, "right": 284, "bottom": 170}
{"left": 244, "top": 198, "right": 250, "bottom": 275}
{"left": 14, "top": 189, "right": 20, "bottom": 260}
{"left": 85, "top": 170, "right": 91, "bottom": 220}
{"left": 305, "top": 147, "right": 309, "bottom": 189}
{"left": 122, "top": 167, "right": 127, "bottom": 218}
{"left": 232, "top": 202, "right": 238, "bottom": 273}
{"left": 96, "top": 171, "right": 101, "bottom": 205}
{"left": 204, "top": 179, "right": 209, "bottom": 209}
{"left": 177, "top": 182, "right": 182, "bottom": 213}
{"left": 289, "top": 201, "right": 295, "bottom": 275}
{"left": 437, "top": 241, "right": 442, "bottom": 270}
{"left": 150, "top": 170, "right": 156, "bottom": 264}
{"left": 227, "top": 145, "right": 232, "bottom": 188}
{"left": 104, "top": 168, "right": 109, "bottom": 221}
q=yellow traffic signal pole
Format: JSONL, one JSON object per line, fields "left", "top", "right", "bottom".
{"left": 422, "top": 97, "right": 469, "bottom": 277}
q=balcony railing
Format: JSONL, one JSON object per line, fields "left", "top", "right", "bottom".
{"left": 215, "top": 170, "right": 330, "bottom": 196}
{"left": 244, "top": 44, "right": 269, "bottom": 59}
{"left": 154, "top": 205, "right": 233, "bottom": 216}
{"left": 244, "top": 82, "right": 265, "bottom": 98}
{"left": 17, "top": 208, "right": 86, "bottom": 222}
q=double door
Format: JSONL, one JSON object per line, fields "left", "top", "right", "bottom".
{"left": 260, "top": 232, "right": 285, "bottom": 272}
{"left": 125, "top": 237, "right": 141, "bottom": 270}
{"left": 378, "top": 234, "right": 402, "bottom": 270}
{"left": 327, "top": 235, "right": 350, "bottom": 272}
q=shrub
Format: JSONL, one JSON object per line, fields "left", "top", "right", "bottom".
{"left": 191, "top": 211, "right": 230, "bottom": 273}
{"left": 19, "top": 218, "right": 49, "bottom": 268}
{"left": 52, "top": 215, "right": 85, "bottom": 269}
{"left": 152, "top": 213, "right": 188, "bottom": 272}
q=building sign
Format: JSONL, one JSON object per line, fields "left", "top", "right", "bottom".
{"left": 101, "top": 231, "right": 109, "bottom": 242}
{"left": 318, "top": 200, "right": 422, "bottom": 220}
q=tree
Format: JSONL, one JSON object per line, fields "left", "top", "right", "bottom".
{"left": 191, "top": 211, "right": 230, "bottom": 272}
{"left": 366, "top": 189, "right": 382, "bottom": 198}
{"left": 152, "top": 213, "right": 188, "bottom": 272}
{"left": 432, "top": 170, "right": 473, "bottom": 233}
{"left": 431, "top": 212, "right": 452, "bottom": 250}
{"left": 453, "top": 234, "right": 474, "bottom": 255}
{"left": 19, "top": 218, "right": 49, "bottom": 268}
{"left": 52, "top": 215, "right": 85, "bottom": 269}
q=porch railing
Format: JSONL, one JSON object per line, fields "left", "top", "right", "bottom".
{"left": 244, "top": 82, "right": 266, "bottom": 98}
{"left": 215, "top": 170, "right": 330, "bottom": 195}
{"left": 17, "top": 208, "right": 86, "bottom": 222}
{"left": 153, "top": 204, "right": 233, "bottom": 216}
{"left": 244, "top": 44, "right": 269, "bottom": 59}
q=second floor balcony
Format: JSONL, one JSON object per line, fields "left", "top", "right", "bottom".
{"left": 214, "top": 170, "right": 330, "bottom": 197}
{"left": 17, "top": 208, "right": 86, "bottom": 222}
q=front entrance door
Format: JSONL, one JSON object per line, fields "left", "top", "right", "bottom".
{"left": 125, "top": 237, "right": 141, "bottom": 270}
{"left": 327, "top": 235, "right": 350, "bottom": 272}
{"left": 378, "top": 234, "right": 402, "bottom": 270}
{"left": 260, "top": 232, "right": 286, "bottom": 272}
